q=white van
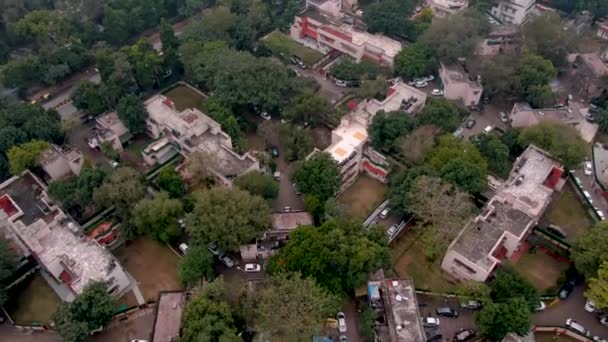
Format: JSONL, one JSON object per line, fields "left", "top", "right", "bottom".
{"left": 483, "top": 126, "right": 493, "bottom": 134}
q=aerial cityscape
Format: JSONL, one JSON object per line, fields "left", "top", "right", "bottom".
{"left": 1, "top": 0, "right": 608, "bottom": 341}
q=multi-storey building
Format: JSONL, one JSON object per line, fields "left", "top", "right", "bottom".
{"left": 491, "top": 0, "right": 535, "bottom": 25}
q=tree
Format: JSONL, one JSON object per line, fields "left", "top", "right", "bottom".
{"left": 440, "top": 159, "right": 487, "bottom": 194}
{"left": 268, "top": 220, "right": 390, "bottom": 295}
{"left": 518, "top": 121, "right": 587, "bottom": 169}
{"left": 52, "top": 282, "right": 115, "bottom": 342}
{"left": 419, "top": 98, "right": 466, "bottom": 132}
{"left": 572, "top": 221, "right": 608, "bottom": 279}
{"left": 234, "top": 171, "right": 279, "bottom": 200}
{"left": 184, "top": 151, "right": 217, "bottom": 189}
{"left": 475, "top": 298, "right": 531, "bottom": 341}
{"left": 48, "top": 168, "right": 107, "bottom": 212}
{"left": 7, "top": 140, "right": 49, "bottom": 175}
{"left": 474, "top": 134, "right": 511, "bottom": 178}
{"left": 103, "top": 8, "right": 131, "bottom": 45}
{"left": 132, "top": 192, "right": 184, "bottom": 243}
{"left": 72, "top": 81, "right": 108, "bottom": 116}
{"left": 598, "top": 108, "right": 608, "bottom": 133}
{"left": 368, "top": 110, "right": 417, "bottom": 153}
{"left": 179, "top": 246, "right": 216, "bottom": 287}
{"left": 525, "top": 84, "right": 554, "bottom": 109}
{"left": 513, "top": 54, "right": 556, "bottom": 100}
{"left": 489, "top": 265, "right": 539, "bottom": 311}
{"left": 93, "top": 167, "right": 145, "bottom": 223}
{"left": 394, "top": 43, "right": 437, "bottom": 79}
{"left": 397, "top": 125, "right": 438, "bottom": 164}
{"left": 522, "top": 13, "right": 576, "bottom": 69}
{"left": 0, "top": 238, "right": 16, "bottom": 306}
{"left": 255, "top": 272, "right": 340, "bottom": 339}
{"left": 388, "top": 165, "right": 439, "bottom": 214}
{"left": 283, "top": 126, "right": 314, "bottom": 162}
{"left": 124, "top": 39, "right": 163, "bottom": 90}
{"left": 406, "top": 176, "right": 475, "bottom": 258}
{"left": 0, "top": 126, "right": 28, "bottom": 154}
{"left": 156, "top": 167, "right": 186, "bottom": 198}
{"left": 116, "top": 95, "right": 148, "bottom": 133}
{"left": 419, "top": 10, "right": 490, "bottom": 63}
{"left": 293, "top": 153, "right": 341, "bottom": 203}
{"left": 330, "top": 59, "right": 378, "bottom": 81}
{"left": 357, "top": 76, "right": 388, "bottom": 100}
{"left": 587, "top": 260, "right": 608, "bottom": 310}
{"left": 181, "top": 278, "right": 240, "bottom": 342}
{"left": 159, "top": 18, "right": 179, "bottom": 51}
{"left": 284, "top": 92, "right": 335, "bottom": 127}
{"left": 186, "top": 187, "right": 272, "bottom": 252}
{"left": 364, "top": 0, "right": 417, "bottom": 39}
{"left": 426, "top": 135, "right": 487, "bottom": 175}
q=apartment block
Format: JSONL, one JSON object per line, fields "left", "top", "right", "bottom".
{"left": 491, "top": 0, "right": 535, "bottom": 25}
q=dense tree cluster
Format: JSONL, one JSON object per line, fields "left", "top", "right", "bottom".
{"left": 368, "top": 110, "right": 417, "bottom": 153}
{"left": 234, "top": 171, "right": 279, "bottom": 200}
{"left": 330, "top": 59, "right": 378, "bottom": 81}
{"left": 364, "top": 0, "right": 418, "bottom": 40}
{"left": 518, "top": 121, "right": 587, "bottom": 169}
{"left": 48, "top": 168, "right": 107, "bottom": 216}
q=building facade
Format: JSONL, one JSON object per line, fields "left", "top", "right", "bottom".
{"left": 426, "top": 0, "right": 469, "bottom": 18}
{"left": 439, "top": 62, "right": 483, "bottom": 107}
{"left": 491, "top": 0, "right": 535, "bottom": 25}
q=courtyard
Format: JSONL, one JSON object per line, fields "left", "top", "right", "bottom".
{"left": 337, "top": 175, "right": 388, "bottom": 219}
{"left": 5, "top": 272, "right": 61, "bottom": 325}
{"left": 542, "top": 182, "right": 595, "bottom": 243}
{"left": 113, "top": 237, "right": 182, "bottom": 302}
{"left": 162, "top": 83, "right": 207, "bottom": 112}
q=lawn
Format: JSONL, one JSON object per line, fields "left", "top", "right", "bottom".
{"left": 262, "top": 31, "right": 324, "bottom": 66}
{"left": 113, "top": 236, "right": 182, "bottom": 302}
{"left": 513, "top": 249, "right": 569, "bottom": 293}
{"left": 163, "top": 84, "right": 207, "bottom": 112}
{"left": 6, "top": 272, "right": 61, "bottom": 325}
{"left": 338, "top": 175, "right": 388, "bottom": 219}
{"left": 391, "top": 232, "right": 459, "bottom": 293}
{"left": 542, "top": 183, "right": 594, "bottom": 243}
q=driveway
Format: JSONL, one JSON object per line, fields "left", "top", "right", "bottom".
{"left": 0, "top": 325, "right": 59, "bottom": 342}
{"left": 461, "top": 103, "right": 510, "bottom": 139}
{"left": 417, "top": 294, "right": 475, "bottom": 340}
{"left": 571, "top": 167, "right": 608, "bottom": 215}
{"left": 66, "top": 120, "right": 109, "bottom": 168}
{"left": 89, "top": 307, "right": 155, "bottom": 342}
{"left": 290, "top": 65, "right": 346, "bottom": 104}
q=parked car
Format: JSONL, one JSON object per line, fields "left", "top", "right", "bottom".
{"left": 558, "top": 281, "right": 575, "bottom": 299}
{"left": 339, "top": 335, "right": 347, "bottom": 342}
{"left": 422, "top": 75, "right": 434, "bottom": 82}
{"left": 260, "top": 111, "right": 271, "bottom": 121}
{"left": 431, "top": 89, "right": 444, "bottom": 96}
{"left": 355, "top": 9, "right": 363, "bottom": 16}
{"left": 380, "top": 208, "right": 391, "bottom": 219}
{"left": 387, "top": 224, "right": 398, "bottom": 237}
{"left": 535, "top": 301, "right": 547, "bottom": 311}
{"left": 271, "top": 146, "right": 279, "bottom": 157}
{"left": 600, "top": 316, "right": 608, "bottom": 327}
{"left": 422, "top": 317, "right": 440, "bottom": 327}
{"left": 244, "top": 263, "right": 261, "bottom": 272}
{"left": 566, "top": 318, "right": 591, "bottom": 337}
{"left": 465, "top": 119, "right": 476, "bottom": 129}
{"left": 273, "top": 171, "right": 281, "bottom": 180}
{"left": 179, "top": 243, "right": 189, "bottom": 254}
{"left": 483, "top": 126, "right": 493, "bottom": 134}
{"left": 337, "top": 312, "right": 347, "bottom": 333}
{"left": 414, "top": 80, "right": 428, "bottom": 88}
{"left": 219, "top": 254, "right": 235, "bottom": 268}
{"left": 499, "top": 111, "right": 509, "bottom": 123}
{"left": 388, "top": 77, "right": 402, "bottom": 85}
{"left": 109, "top": 160, "right": 119, "bottom": 168}
{"left": 547, "top": 224, "right": 567, "bottom": 239}
{"left": 436, "top": 307, "right": 458, "bottom": 318}
{"left": 336, "top": 80, "right": 348, "bottom": 87}
{"left": 454, "top": 329, "right": 476, "bottom": 342}
{"left": 585, "top": 299, "right": 597, "bottom": 313}
{"left": 460, "top": 300, "right": 482, "bottom": 310}
{"left": 208, "top": 243, "right": 220, "bottom": 256}
{"left": 585, "top": 161, "right": 593, "bottom": 176}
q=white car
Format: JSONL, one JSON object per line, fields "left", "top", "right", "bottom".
{"left": 414, "top": 80, "right": 428, "bottom": 88}
{"left": 179, "top": 243, "right": 189, "bottom": 254}
{"left": 220, "top": 254, "right": 235, "bottom": 268}
{"left": 109, "top": 160, "right": 119, "bottom": 168}
{"left": 422, "top": 317, "right": 440, "bottom": 327}
{"left": 337, "top": 312, "right": 347, "bottom": 333}
{"left": 535, "top": 301, "right": 547, "bottom": 311}
{"left": 585, "top": 299, "right": 597, "bottom": 313}
{"left": 585, "top": 161, "right": 593, "bottom": 176}
{"left": 356, "top": 9, "right": 363, "bottom": 16}
{"left": 431, "top": 89, "right": 444, "bottom": 96}
{"left": 380, "top": 208, "right": 390, "bottom": 219}
{"left": 422, "top": 75, "right": 434, "bottom": 82}
{"left": 388, "top": 77, "right": 402, "bottom": 85}
{"left": 260, "top": 111, "right": 271, "bottom": 120}
{"left": 499, "top": 111, "right": 509, "bottom": 123}
{"left": 387, "top": 224, "right": 398, "bottom": 237}
{"left": 244, "top": 263, "right": 261, "bottom": 272}
{"left": 583, "top": 191, "right": 593, "bottom": 204}
{"left": 336, "top": 80, "right": 348, "bottom": 87}
{"left": 566, "top": 318, "right": 591, "bottom": 337}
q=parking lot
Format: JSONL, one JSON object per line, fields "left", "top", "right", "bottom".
{"left": 417, "top": 294, "right": 476, "bottom": 340}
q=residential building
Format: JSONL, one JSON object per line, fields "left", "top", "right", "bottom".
{"left": 442, "top": 145, "right": 564, "bottom": 282}
{"left": 144, "top": 93, "right": 259, "bottom": 185}
{"left": 267, "top": 211, "right": 313, "bottom": 241}
{"left": 290, "top": 5, "right": 403, "bottom": 67}
{"left": 426, "top": 0, "right": 469, "bottom": 18}
{"left": 596, "top": 21, "right": 608, "bottom": 40}
{"left": 570, "top": 52, "right": 608, "bottom": 98}
{"left": 368, "top": 278, "right": 426, "bottom": 342}
{"left": 151, "top": 291, "right": 186, "bottom": 342}
{"left": 94, "top": 111, "right": 132, "bottom": 152}
{"left": 322, "top": 83, "right": 426, "bottom": 191}
{"left": 509, "top": 102, "right": 598, "bottom": 143}
{"left": 0, "top": 171, "right": 131, "bottom": 301}
{"left": 592, "top": 143, "right": 608, "bottom": 198}
{"left": 491, "top": 0, "right": 535, "bottom": 25}
{"left": 476, "top": 25, "right": 522, "bottom": 56}
{"left": 40, "top": 144, "right": 84, "bottom": 181}
{"left": 439, "top": 61, "right": 483, "bottom": 107}
{"left": 141, "top": 137, "right": 179, "bottom": 166}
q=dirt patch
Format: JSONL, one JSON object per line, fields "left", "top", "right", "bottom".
{"left": 113, "top": 237, "right": 182, "bottom": 302}
{"left": 6, "top": 272, "right": 61, "bottom": 325}
{"left": 338, "top": 175, "right": 388, "bottom": 219}
{"left": 542, "top": 183, "right": 594, "bottom": 243}
{"left": 513, "top": 249, "right": 569, "bottom": 292}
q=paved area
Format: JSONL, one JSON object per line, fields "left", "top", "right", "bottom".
{"left": 342, "top": 299, "right": 364, "bottom": 341}
{"left": 89, "top": 307, "right": 155, "bottom": 342}
{"left": 571, "top": 167, "right": 608, "bottom": 215}
{"left": 67, "top": 120, "right": 110, "bottom": 168}
{"left": 462, "top": 103, "right": 510, "bottom": 139}
{"left": 0, "top": 325, "right": 60, "bottom": 342}
{"left": 417, "top": 294, "right": 475, "bottom": 340}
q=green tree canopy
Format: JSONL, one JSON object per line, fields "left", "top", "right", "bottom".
{"left": 156, "top": 167, "right": 186, "bottom": 198}
{"left": 586, "top": 260, "right": 608, "bottom": 310}
{"left": 489, "top": 265, "right": 539, "bottom": 311}
{"left": 356, "top": 76, "right": 388, "bottom": 100}
{"left": 186, "top": 187, "right": 272, "bottom": 252}
{"left": 283, "top": 125, "right": 314, "bottom": 162}
{"left": 394, "top": 43, "right": 437, "bottom": 79}
{"left": 522, "top": 13, "right": 576, "bottom": 69}
{"left": 116, "top": 95, "right": 148, "bottom": 133}
{"left": 72, "top": 81, "right": 108, "bottom": 116}
{"left": 419, "top": 98, "right": 466, "bottom": 132}
{"left": 388, "top": 165, "right": 439, "bottom": 214}
{"left": 572, "top": 221, "right": 608, "bottom": 279}
{"left": 518, "top": 121, "right": 587, "bottom": 169}
{"left": 234, "top": 171, "right": 279, "bottom": 200}
{"left": 440, "top": 159, "right": 487, "bottom": 194}
{"left": 426, "top": 135, "right": 487, "bottom": 175}
{"left": 7, "top": 140, "right": 49, "bottom": 175}
{"left": 474, "top": 134, "right": 511, "bottom": 178}
{"left": 132, "top": 192, "right": 184, "bottom": 243}
{"left": 284, "top": 92, "right": 335, "bottom": 127}
{"left": 364, "top": 0, "right": 417, "bottom": 39}
{"left": 179, "top": 245, "right": 216, "bottom": 287}
{"left": 368, "top": 110, "right": 417, "bottom": 153}
{"left": 293, "top": 152, "right": 341, "bottom": 203}
{"left": 267, "top": 219, "right": 390, "bottom": 295}
{"left": 475, "top": 298, "right": 531, "bottom": 341}
{"left": 48, "top": 168, "right": 107, "bottom": 213}
{"left": 330, "top": 59, "right": 378, "bottom": 81}
{"left": 255, "top": 272, "right": 340, "bottom": 339}
{"left": 93, "top": 167, "right": 145, "bottom": 225}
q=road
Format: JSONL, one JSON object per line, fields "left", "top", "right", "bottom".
{"left": 571, "top": 167, "right": 608, "bottom": 215}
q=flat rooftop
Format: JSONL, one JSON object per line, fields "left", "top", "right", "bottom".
{"left": 0, "top": 172, "right": 55, "bottom": 226}
{"left": 189, "top": 129, "right": 257, "bottom": 178}
{"left": 152, "top": 292, "right": 186, "bottom": 342}
{"left": 578, "top": 53, "right": 608, "bottom": 77}
{"left": 327, "top": 120, "right": 367, "bottom": 164}
{"left": 594, "top": 142, "right": 608, "bottom": 187}
{"left": 146, "top": 95, "right": 216, "bottom": 138}
{"left": 350, "top": 30, "right": 403, "bottom": 58}
{"left": 380, "top": 279, "right": 425, "bottom": 342}
{"left": 452, "top": 199, "right": 534, "bottom": 271}
{"left": 97, "top": 111, "right": 129, "bottom": 137}
{"left": 441, "top": 63, "right": 482, "bottom": 90}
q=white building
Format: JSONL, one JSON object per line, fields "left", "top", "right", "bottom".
{"left": 441, "top": 145, "right": 564, "bottom": 282}
{"left": 426, "top": 0, "right": 469, "bottom": 18}
{"left": 290, "top": 5, "right": 403, "bottom": 67}
{"left": 491, "top": 0, "right": 535, "bottom": 25}
{"left": 323, "top": 83, "right": 426, "bottom": 190}
{"left": 144, "top": 93, "right": 259, "bottom": 185}
{"left": 0, "top": 171, "right": 131, "bottom": 301}
{"left": 439, "top": 62, "right": 483, "bottom": 107}
{"left": 40, "top": 145, "right": 84, "bottom": 181}
{"left": 94, "top": 111, "right": 132, "bottom": 152}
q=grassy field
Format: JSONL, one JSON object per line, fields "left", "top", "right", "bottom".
{"left": 338, "top": 175, "right": 388, "bottom": 219}
{"left": 114, "top": 236, "right": 182, "bottom": 302}
{"left": 163, "top": 84, "right": 207, "bottom": 112}
{"left": 263, "top": 31, "right": 324, "bottom": 66}
{"left": 391, "top": 232, "right": 459, "bottom": 293}
{"left": 7, "top": 272, "right": 61, "bottom": 325}
{"left": 513, "top": 249, "right": 569, "bottom": 292}
{"left": 543, "top": 183, "right": 594, "bottom": 243}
